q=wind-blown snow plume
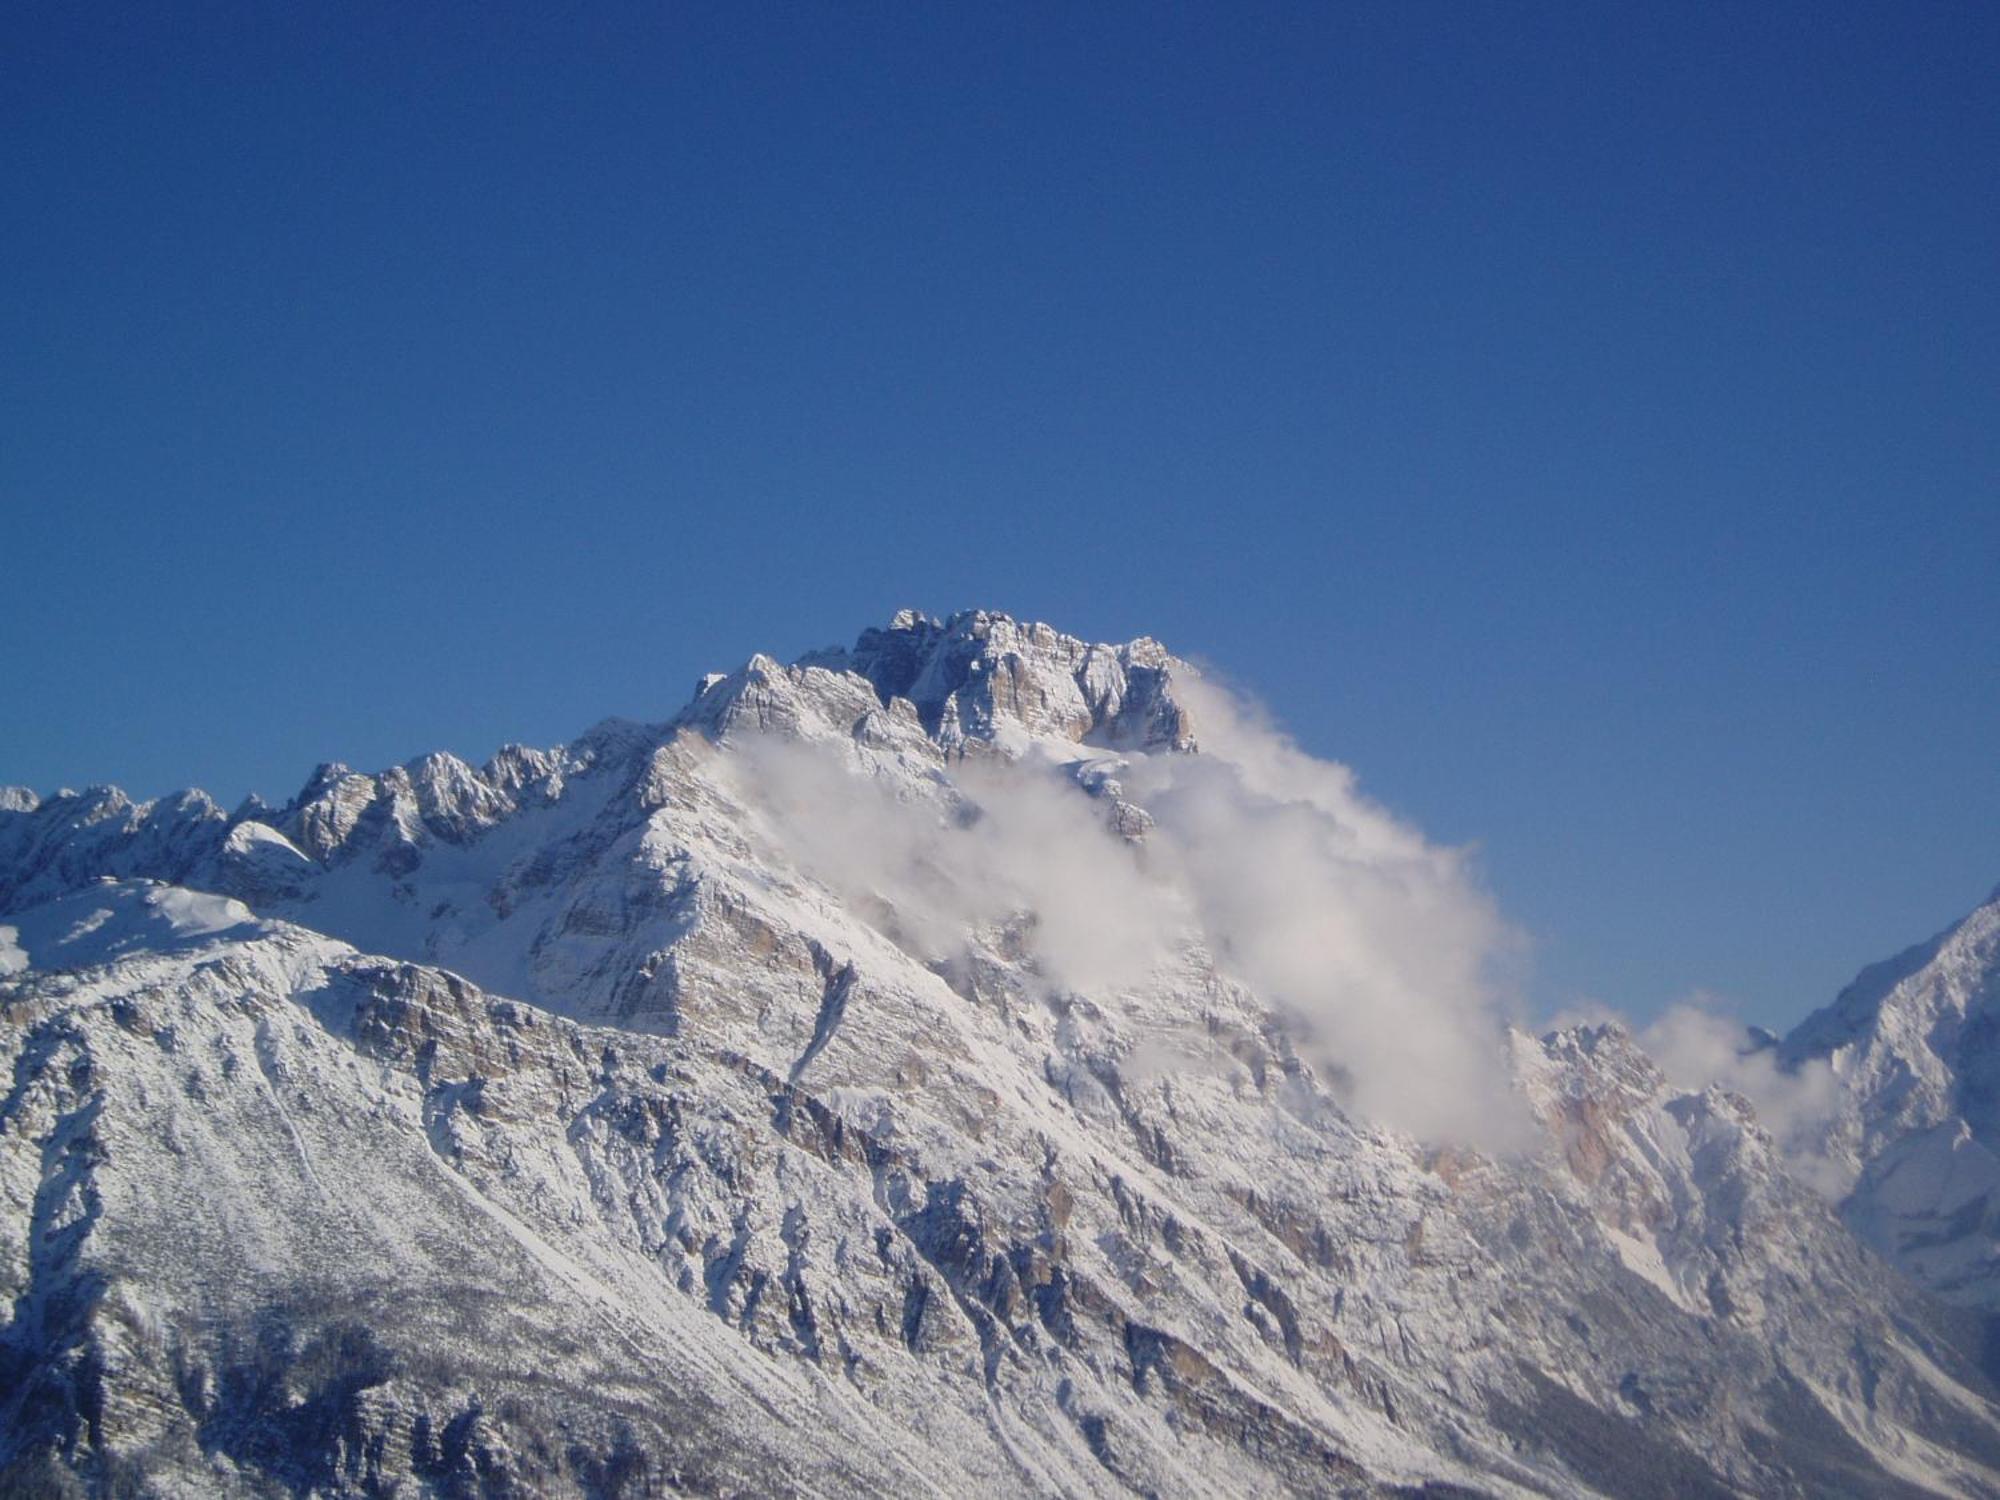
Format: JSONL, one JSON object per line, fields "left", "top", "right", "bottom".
{"left": 725, "top": 672, "right": 1527, "bottom": 1145}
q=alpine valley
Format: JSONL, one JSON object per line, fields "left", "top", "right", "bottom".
{"left": 4, "top": 610, "right": 1999, "bottom": 1498}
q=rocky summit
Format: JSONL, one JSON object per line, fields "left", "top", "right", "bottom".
{"left": 4, "top": 609, "right": 2000, "bottom": 1497}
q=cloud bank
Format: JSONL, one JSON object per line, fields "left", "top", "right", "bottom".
{"left": 712, "top": 662, "right": 1865, "bottom": 1196}
{"left": 723, "top": 672, "right": 1530, "bottom": 1146}
{"left": 1119, "top": 678, "right": 1530, "bottom": 1144}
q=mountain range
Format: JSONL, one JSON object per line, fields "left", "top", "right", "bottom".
{"left": 3, "top": 609, "right": 1998, "bottom": 1497}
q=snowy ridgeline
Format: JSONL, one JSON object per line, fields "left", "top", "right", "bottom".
{"left": 3, "top": 608, "right": 2000, "bottom": 1498}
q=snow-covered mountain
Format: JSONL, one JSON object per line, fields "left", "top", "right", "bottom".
{"left": 5, "top": 609, "right": 2000, "bottom": 1497}
{"left": 1782, "top": 887, "right": 2000, "bottom": 1311}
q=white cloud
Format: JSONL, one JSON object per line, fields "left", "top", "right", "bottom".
{"left": 718, "top": 668, "right": 1861, "bottom": 1182}
{"left": 721, "top": 671, "right": 1532, "bottom": 1147}
{"left": 1122, "top": 676, "right": 1532, "bottom": 1146}
{"left": 722, "top": 735, "right": 1184, "bottom": 995}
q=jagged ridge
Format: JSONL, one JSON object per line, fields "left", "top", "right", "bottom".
{"left": 4, "top": 610, "right": 2000, "bottom": 1497}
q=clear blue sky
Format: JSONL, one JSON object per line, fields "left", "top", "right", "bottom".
{"left": 4, "top": 3, "right": 1996, "bottom": 1030}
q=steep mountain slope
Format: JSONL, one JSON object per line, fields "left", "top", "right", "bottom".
{"left": 5, "top": 610, "right": 2000, "bottom": 1497}
{"left": 0, "top": 611, "right": 1199, "bottom": 1036}
{"left": 1783, "top": 889, "right": 2000, "bottom": 1309}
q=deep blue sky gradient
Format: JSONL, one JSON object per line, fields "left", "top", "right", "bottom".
{"left": 5, "top": 3, "right": 1996, "bottom": 1028}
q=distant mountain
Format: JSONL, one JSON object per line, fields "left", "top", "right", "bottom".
{"left": 5, "top": 610, "right": 1999, "bottom": 1497}
{"left": 1784, "top": 886, "right": 2000, "bottom": 1311}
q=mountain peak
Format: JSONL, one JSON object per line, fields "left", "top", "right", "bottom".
{"left": 1781, "top": 883, "right": 2000, "bottom": 1305}
{"left": 688, "top": 608, "right": 1199, "bottom": 754}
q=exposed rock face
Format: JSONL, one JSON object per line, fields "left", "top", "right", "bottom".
{"left": 831, "top": 609, "right": 1196, "bottom": 752}
{"left": 3, "top": 610, "right": 1999, "bottom": 1496}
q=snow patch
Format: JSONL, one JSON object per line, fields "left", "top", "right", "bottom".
{"left": 1602, "top": 1224, "right": 1699, "bottom": 1314}
{"left": 2, "top": 881, "right": 263, "bottom": 973}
